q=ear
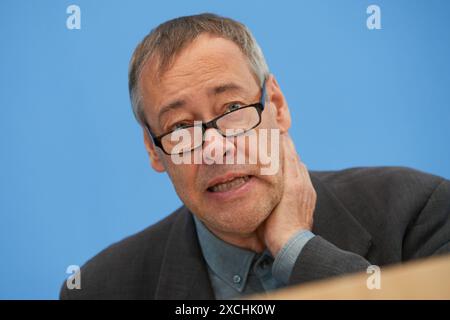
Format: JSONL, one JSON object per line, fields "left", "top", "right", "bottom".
{"left": 143, "top": 128, "right": 166, "bottom": 172}
{"left": 266, "top": 74, "right": 291, "bottom": 134}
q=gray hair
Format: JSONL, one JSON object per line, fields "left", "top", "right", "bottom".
{"left": 128, "top": 13, "right": 270, "bottom": 126}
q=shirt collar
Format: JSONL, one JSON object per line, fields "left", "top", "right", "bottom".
{"left": 193, "top": 215, "right": 256, "bottom": 292}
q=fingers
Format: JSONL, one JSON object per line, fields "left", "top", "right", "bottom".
{"left": 282, "top": 133, "right": 301, "bottom": 179}
{"left": 282, "top": 134, "right": 312, "bottom": 186}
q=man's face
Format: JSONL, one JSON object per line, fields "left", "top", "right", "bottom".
{"left": 140, "top": 34, "right": 290, "bottom": 236}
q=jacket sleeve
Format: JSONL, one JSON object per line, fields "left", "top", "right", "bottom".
{"left": 401, "top": 179, "right": 450, "bottom": 260}
{"left": 288, "top": 235, "right": 371, "bottom": 285}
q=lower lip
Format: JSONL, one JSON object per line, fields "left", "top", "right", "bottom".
{"left": 205, "top": 176, "right": 255, "bottom": 202}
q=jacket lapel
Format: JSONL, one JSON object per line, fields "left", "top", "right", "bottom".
{"left": 155, "top": 207, "right": 215, "bottom": 299}
{"left": 310, "top": 172, "right": 373, "bottom": 257}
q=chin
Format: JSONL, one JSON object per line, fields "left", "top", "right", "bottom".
{"left": 200, "top": 201, "right": 272, "bottom": 235}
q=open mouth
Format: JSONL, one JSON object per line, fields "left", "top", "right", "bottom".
{"left": 207, "top": 175, "right": 252, "bottom": 193}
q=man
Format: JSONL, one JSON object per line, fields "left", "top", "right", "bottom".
{"left": 60, "top": 13, "right": 450, "bottom": 300}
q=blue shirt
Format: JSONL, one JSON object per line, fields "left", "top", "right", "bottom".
{"left": 193, "top": 216, "right": 315, "bottom": 299}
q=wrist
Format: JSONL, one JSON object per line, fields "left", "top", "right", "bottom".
{"left": 267, "top": 226, "right": 311, "bottom": 256}
{"left": 272, "top": 230, "right": 316, "bottom": 284}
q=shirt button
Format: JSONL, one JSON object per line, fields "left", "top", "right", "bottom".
{"left": 233, "top": 275, "right": 241, "bottom": 284}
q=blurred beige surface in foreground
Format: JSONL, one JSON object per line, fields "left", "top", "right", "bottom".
{"left": 249, "top": 254, "right": 450, "bottom": 300}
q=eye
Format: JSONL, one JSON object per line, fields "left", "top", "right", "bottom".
{"left": 225, "top": 103, "right": 243, "bottom": 113}
{"left": 170, "top": 121, "right": 192, "bottom": 131}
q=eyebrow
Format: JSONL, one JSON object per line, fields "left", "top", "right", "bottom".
{"left": 157, "top": 82, "right": 245, "bottom": 123}
{"left": 158, "top": 99, "right": 186, "bottom": 124}
{"left": 209, "top": 82, "right": 244, "bottom": 96}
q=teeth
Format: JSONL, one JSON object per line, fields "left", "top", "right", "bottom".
{"left": 210, "top": 176, "right": 250, "bottom": 193}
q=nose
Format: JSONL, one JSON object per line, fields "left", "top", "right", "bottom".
{"left": 202, "top": 128, "right": 236, "bottom": 164}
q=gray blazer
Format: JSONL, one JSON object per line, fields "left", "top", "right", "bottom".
{"left": 60, "top": 167, "right": 450, "bottom": 299}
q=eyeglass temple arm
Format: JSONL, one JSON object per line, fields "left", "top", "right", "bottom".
{"left": 144, "top": 123, "right": 164, "bottom": 150}
{"left": 260, "top": 78, "right": 267, "bottom": 109}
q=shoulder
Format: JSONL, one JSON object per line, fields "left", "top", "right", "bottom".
{"left": 311, "top": 166, "right": 446, "bottom": 230}
{"left": 312, "top": 166, "right": 444, "bottom": 198}
{"left": 60, "top": 206, "right": 187, "bottom": 299}
{"left": 313, "top": 165, "right": 443, "bottom": 183}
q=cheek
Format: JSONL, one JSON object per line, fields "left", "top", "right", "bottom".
{"left": 165, "top": 163, "right": 199, "bottom": 198}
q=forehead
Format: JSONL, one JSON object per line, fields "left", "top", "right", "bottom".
{"left": 140, "top": 34, "right": 258, "bottom": 116}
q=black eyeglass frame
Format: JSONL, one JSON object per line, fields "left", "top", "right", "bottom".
{"left": 144, "top": 79, "right": 267, "bottom": 155}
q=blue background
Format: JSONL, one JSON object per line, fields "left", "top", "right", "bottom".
{"left": 1, "top": 0, "right": 449, "bottom": 299}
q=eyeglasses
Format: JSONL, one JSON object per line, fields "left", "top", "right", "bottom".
{"left": 144, "top": 79, "right": 267, "bottom": 155}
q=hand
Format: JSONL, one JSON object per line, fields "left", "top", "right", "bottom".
{"left": 262, "top": 133, "right": 317, "bottom": 257}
